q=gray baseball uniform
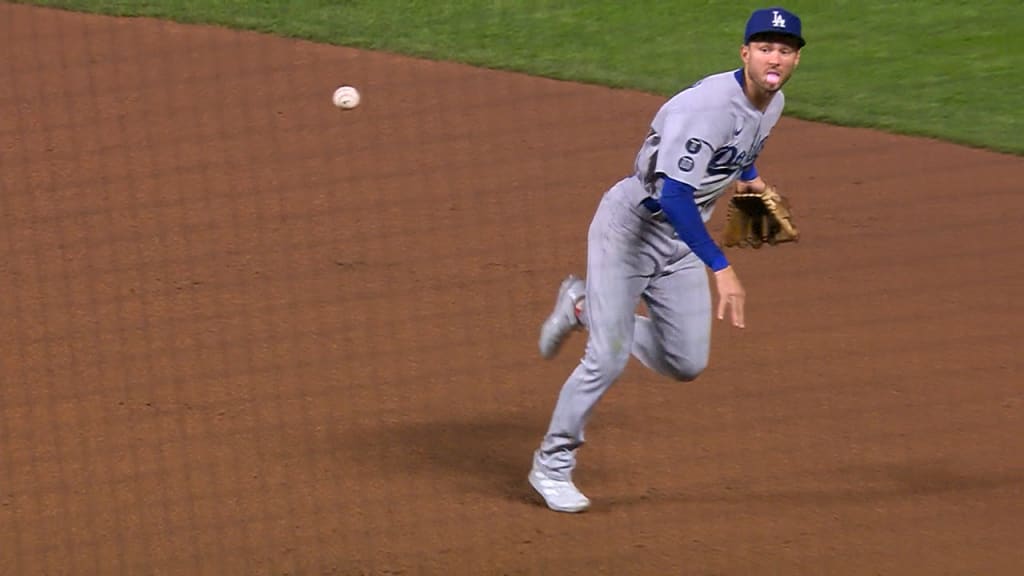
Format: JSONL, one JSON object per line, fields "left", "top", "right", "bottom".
{"left": 536, "top": 69, "right": 786, "bottom": 480}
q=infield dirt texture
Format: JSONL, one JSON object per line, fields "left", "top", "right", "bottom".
{"left": 1, "top": 4, "right": 1022, "bottom": 575}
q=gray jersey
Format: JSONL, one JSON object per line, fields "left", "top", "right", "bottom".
{"left": 631, "top": 69, "right": 785, "bottom": 218}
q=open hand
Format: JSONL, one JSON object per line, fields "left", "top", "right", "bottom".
{"left": 713, "top": 266, "right": 746, "bottom": 328}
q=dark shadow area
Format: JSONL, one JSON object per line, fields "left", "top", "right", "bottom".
{"left": 345, "top": 412, "right": 551, "bottom": 503}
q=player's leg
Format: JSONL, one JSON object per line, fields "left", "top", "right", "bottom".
{"left": 631, "top": 250, "right": 712, "bottom": 381}
{"left": 532, "top": 192, "right": 649, "bottom": 497}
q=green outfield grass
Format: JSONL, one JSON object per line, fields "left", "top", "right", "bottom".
{"left": 14, "top": 0, "right": 1023, "bottom": 154}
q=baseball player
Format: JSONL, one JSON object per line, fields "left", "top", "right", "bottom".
{"left": 529, "top": 7, "right": 806, "bottom": 513}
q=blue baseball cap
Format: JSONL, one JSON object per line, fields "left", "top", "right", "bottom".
{"left": 744, "top": 7, "right": 805, "bottom": 48}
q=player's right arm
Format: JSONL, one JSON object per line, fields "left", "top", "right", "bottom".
{"left": 658, "top": 178, "right": 729, "bottom": 272}
{"left": 657, "top": 177, "right": 745, "bottom": 328}
{"left": 653, "top": 103, "right": 745, "bottom": 327}
{"left": 652, "top": 105, "right": 730, "bottom": 266}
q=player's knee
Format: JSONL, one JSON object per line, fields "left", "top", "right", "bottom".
{"left": 596, "top": 353, "right": 630, "bottom": 380}
{"left": 664, "top": 354, "right": 707, "bottom": 382}
{"left": 583, "top": 349, "right": 630, "bottom": 382}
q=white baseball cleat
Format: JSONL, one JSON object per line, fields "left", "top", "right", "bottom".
{"left": 529, "top": 465, "right": 591, "bottom": 513}
{"left": 538, "top": 274, "right": 585, "bottom": 359}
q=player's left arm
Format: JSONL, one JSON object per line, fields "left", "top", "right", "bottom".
{"left": 735, "top": 164, "right": 768, "bottom": 193}
{"left": 735, "top": 101, "right": 783, "bottom": 193}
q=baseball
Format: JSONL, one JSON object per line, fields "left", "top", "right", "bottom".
{"left": 333, "top": 85, "right": 360, "bottom": 110}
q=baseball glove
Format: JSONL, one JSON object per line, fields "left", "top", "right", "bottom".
{"left": 721, "top": 184, "right": 800, "bottom": 248}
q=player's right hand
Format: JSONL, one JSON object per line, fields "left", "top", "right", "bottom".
{"left": 713, "top": 266, "right": 746, "bottom": 328}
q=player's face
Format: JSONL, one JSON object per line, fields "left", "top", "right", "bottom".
{"left": 741, "top": 38, "right": 801, "bottom": 93}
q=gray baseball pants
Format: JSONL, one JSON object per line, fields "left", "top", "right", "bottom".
{"left": 535, "top": 179, "right": 713, "bottom": 480}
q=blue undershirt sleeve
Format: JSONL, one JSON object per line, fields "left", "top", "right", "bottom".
{"left": 659, "top": 176, "right": 730, "bottom": 272}
{"left": 739, "top": 164, "right": 758, "bottom": 181}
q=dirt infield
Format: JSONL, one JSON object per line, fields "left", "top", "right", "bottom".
{"left": 2, "top": 4, "right": 1022, "bottom": 575}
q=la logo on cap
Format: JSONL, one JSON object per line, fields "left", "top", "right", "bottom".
{"left": 744, "top": 7, "right": 805, "bottom": 47}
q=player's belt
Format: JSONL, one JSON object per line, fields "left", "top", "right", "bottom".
{"left": 639, "top": 197, "right": 667, "bottom": 221}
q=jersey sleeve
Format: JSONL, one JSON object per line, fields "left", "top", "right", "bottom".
{"left": 654, "top": 104, "right": 730, "bottom": 190}
{"left": 659, "top": 177, "right": 730, "bottom": 272}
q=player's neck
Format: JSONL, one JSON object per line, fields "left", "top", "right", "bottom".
{"left": 746, "top": 89, "right": 775, "bottom": 112}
